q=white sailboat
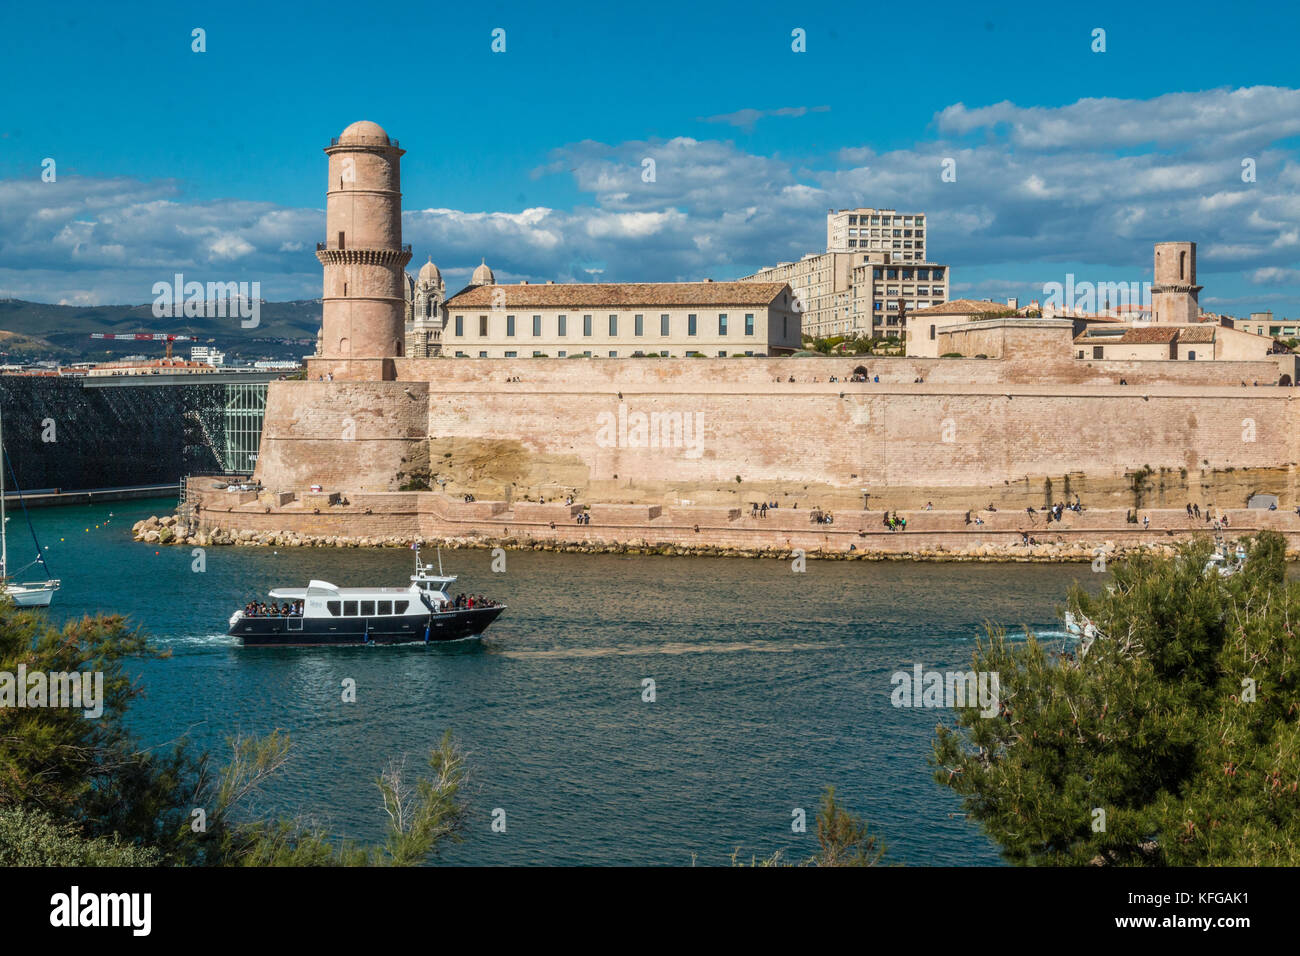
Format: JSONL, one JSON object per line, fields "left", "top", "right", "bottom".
{"left": 1, "top": 407, "right": 59, "bottom": 608}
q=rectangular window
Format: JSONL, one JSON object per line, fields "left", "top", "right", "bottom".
{"left": 558, "top": 350, "right": 566, "bottom": 357}
{"left": 395, "top": 601, "right": 409, "bottom": 614}
{"left": 717, "top": 350, "right": 726, "bottom": 357}
{"left": 378, "top": 600, "right": 392, "bottom": 615}
{"left": 479, "top": 315, "right": 488, "bottom": 337}
{"left": 719, "top": 313, "right": 728, "bottom": 335}
{"left": 557, "top": 314, "right": 567, "bottom": 336}
{"left": 455, "top": 315, "right": 464, "bottom": 336}
{"left": 783, "top": 317, "right": 788, "bottom": 337}
{"left": 505, "top": 351, "right": 517, "bottom": 358}
{"left": 661, "top": 314, "right": 670, "bottom": 336}
{"left": 583, "top": 314, "right": 593, "bottom": 336}
{"left": 532, "top": 315, "right": 541, "bottom": 336}
{"left": 609, "top": 314, "right": 618, "bottom": 336}
{"left": 1092, "top": 346, "right": 1104, "bottom": 360}
{"left": 344, "top": 601, "right": 358, "bottom": 616}
{"left": 688, "top": 314, "right": 697, "bottom": 336}
{"left": 479, "top": 351, "right": 487, "bottom": 358}
{"left": 744, "top": 313, "right": 754, "bottom": 336}
{"left": 326, "top": 600, "right": 341, "bottom": 616}
{"left": 506, "top": 314, "right": 516, "bottom": 337}
{"left": 608, "top": 350, "right": 617, "bottom": 357}
{"left": 360, "top": 600, "right": 376, "bottom": 616}
{"left": 455, "top": 350, "right": 466, "bottom": 357}
{"left": 634, "top": 314, "right": 644, "bottom": 336}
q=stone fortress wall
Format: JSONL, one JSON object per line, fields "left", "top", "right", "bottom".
{"left": 245, "top": 345, "right": 1298, "bottom": 523}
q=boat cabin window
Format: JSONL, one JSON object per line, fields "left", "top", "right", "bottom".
{"left": 378, "top": 600, "right": 392, "bottom": 615}
{"left": 361, "top": 600, "right": 376, "bottom": 616}
{"left": 343, "top": 600, "right": 358, "bottom": 616}
{"left": 327, "top": 601, "right": 341, "bottom": 616}
{"left": 395, "top": 600, "right": 409, "bottom": 614}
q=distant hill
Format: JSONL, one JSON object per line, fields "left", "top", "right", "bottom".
{"left": 0, "top": 298, "right": 322, "bottom": 362}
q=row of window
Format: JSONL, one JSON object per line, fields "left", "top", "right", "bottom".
{"left": 847, "top": 228, "right": 922, "bottom": 238}
{"left": 452, "top": 350, "right": 766, "bottom": 358}
{"left": 325, "top": 599, "right": 411, "bottom": 617}
{"left": 872, "top": 301, "right": 944, "bottom": 312}
{"left": 845, "top": 215, "right": 922, "bottom": 226}
{"left": 874, "top": 267, "right": 945, "bottom": 281}
{"left": 452, "top": 313, "right": 757, "bottom": 338}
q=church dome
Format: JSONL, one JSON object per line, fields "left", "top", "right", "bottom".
{"left": 418, "top": 257, "right": 442, "bottom": 286}
{"left": 337, "top": 120, "right": 390, "bottom": 145}
{"left": 471, "top": 258, "right": 495, "bottom": 285}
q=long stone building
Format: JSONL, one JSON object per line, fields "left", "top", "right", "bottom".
{"left": 439, "top": 278, "right": 800, "bottom": 358}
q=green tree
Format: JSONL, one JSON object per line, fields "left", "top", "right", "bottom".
{"left": 933, "top": 532, "right": 1300, "bottom": 865}
{"left": 0, "top": 601, "right": 468, "bottom": 866}
{"left": 728, "top": 786, "right": 887, "bottom": 866}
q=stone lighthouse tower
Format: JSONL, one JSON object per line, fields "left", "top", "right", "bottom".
{"left": 315, "top": 120, "right": 412, "bottom": 376}
{"left": 1150, "top": 241, "right": 1202, "bottom": 324}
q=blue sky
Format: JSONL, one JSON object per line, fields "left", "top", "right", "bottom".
{"left": 3, "top": 0, "right": 1300, "bottom": 315}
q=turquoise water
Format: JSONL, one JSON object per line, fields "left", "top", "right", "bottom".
{"left": 25, "top": 497, "right": 1093, "bottom": 865}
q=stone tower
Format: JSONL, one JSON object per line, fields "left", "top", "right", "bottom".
{"left": 1150, "top": 241, "right": 1202, "bottom": 324}
{"left": 315, "top": 121, "right": 412, "bottom": 372}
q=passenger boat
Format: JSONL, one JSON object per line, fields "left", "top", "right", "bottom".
{"left": 227, "top": 550, "right": 505, "bottom": 646}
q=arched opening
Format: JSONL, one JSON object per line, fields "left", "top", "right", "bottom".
{"left": 396, "top": 340, "right": 404, "bottom": 357}
{"left": 338, "top": 337, "right": 349, "bottom": 356}
{"left": 1281, "top": 374, "right": 1293, "bottom": 386}
{"left": 853, "top": 365, "right": 868, "bottom": 377}
{"left": 1179, "top": 250, "right": 1186, "bottom": 280}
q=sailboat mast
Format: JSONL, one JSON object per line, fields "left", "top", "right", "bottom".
{"left": 1, "top": 403, "right": 7, "bottom": 577}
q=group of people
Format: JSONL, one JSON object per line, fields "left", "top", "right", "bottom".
{"left": 883, "top": 511, "right": 907, "bottom": 532}
{"left": 438, "top": 593, "right": 497, "bottom": 612}
{"left": 809, "top": 509, "right": 834, "bottom": 525}
{"left": 574, "top": 512, "right": 591, "bottom": 524}
{"left": 462, "top": 493, "right": 476, "bottom": 502}
{"left": 751, "top": 501, "right": 784, "bottom": 517}
{"left": 1025, "top": 497, "right": 1083, "bottom": 524}
{"left": 244, "top": 600, "right": 303, "bottom": 617}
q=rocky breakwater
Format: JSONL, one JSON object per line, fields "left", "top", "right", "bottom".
{"left": 131, "top": 514, "right": 1187, "bottom": 563}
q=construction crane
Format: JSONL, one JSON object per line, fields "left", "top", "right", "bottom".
{"left": 90, "top": 333, "right": 195, "bottom": 361}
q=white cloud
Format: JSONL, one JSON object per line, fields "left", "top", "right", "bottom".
{"left": 5, "top": 86, "right": 1300, "bottom": 310}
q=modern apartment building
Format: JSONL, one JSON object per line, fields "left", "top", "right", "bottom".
{"left": 826, "top": 207, "right": 928, "bottom": 259}
{"left": 739, "top": 208, "right": 950, "bottom": 339}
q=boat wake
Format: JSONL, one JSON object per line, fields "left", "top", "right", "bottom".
{"left": 494, "top": 640, "right": 833, "bottom": 660}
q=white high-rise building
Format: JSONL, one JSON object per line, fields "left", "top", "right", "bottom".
{"left": 738, "top": 208, "right": 950, "bottom": 340}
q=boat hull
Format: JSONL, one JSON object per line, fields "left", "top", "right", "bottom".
{"left": 6, "top": 585, "right": 57, "bottom": 608}
{"left": 229, "top": 606, "right": 505, "bottom": 647}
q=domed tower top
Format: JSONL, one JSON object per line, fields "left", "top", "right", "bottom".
{"left": 471, "top": 258, "right": 495, "bottom": 286}
{"left": 417, "top": 256, "right": 443, "bottom": 287}
{"left": 336, "top": 120, "right": 391, "bottom": 146}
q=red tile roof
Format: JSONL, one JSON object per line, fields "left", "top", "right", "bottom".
{"left": 445, "top": 281, "right": 789, "bottom": 309}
